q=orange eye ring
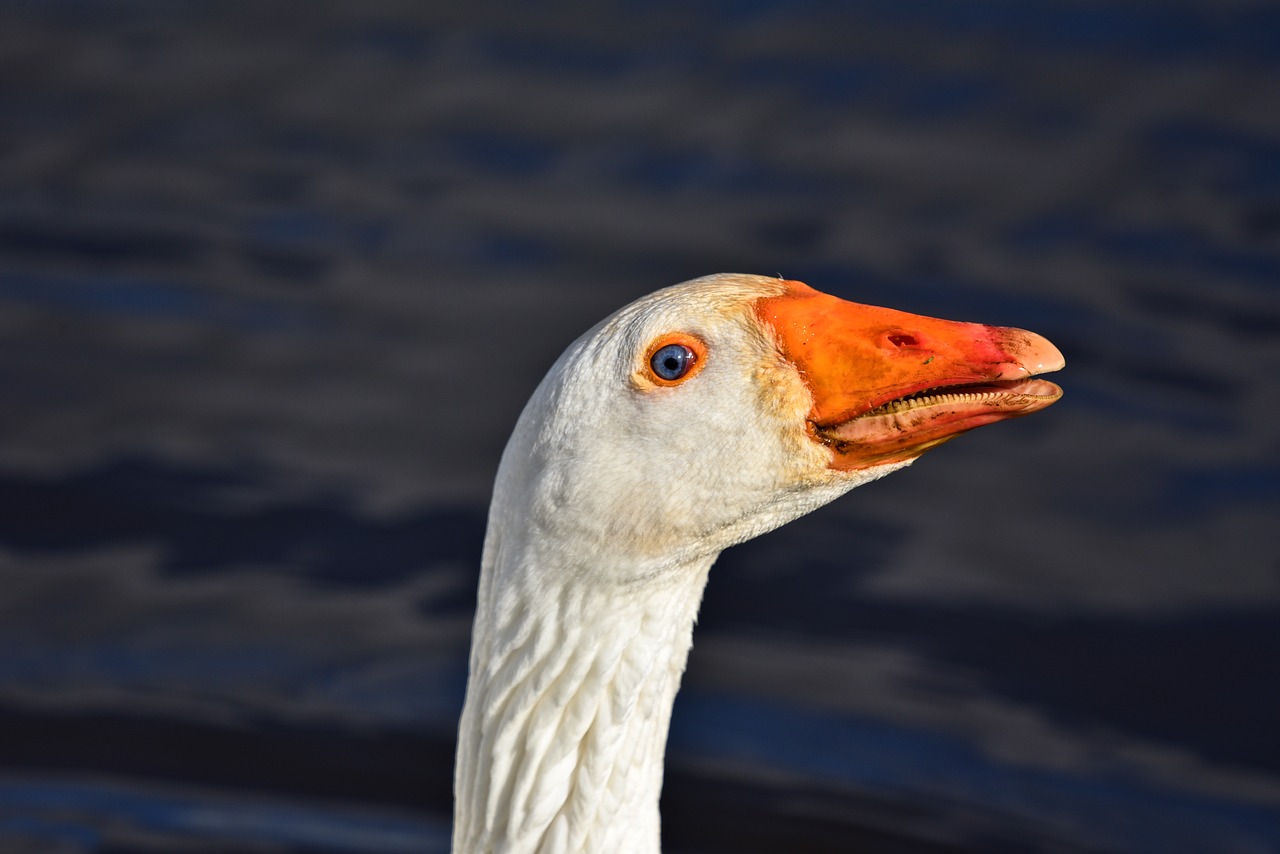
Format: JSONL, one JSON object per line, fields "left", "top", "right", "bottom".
{"left": 641, "top": 333, "right": 707, "bottom": 387}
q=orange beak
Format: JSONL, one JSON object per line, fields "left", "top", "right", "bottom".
{"left": 756, "top": 280, "right": 1064, "bottom": 470}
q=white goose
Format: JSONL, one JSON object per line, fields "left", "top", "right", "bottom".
{"left": 453, "top": 274, "right": 1063, "bottom": 854}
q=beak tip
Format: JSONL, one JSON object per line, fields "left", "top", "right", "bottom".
{"left": 1039, "top": 343, "right": 1067, "bottom": 374}
{"left": 1001, "top": 328, "right": 1065, "bottom": 376}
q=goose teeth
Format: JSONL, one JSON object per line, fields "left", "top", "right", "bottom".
{"left": 866, "top": 388, "right": 1003, "bottom": 417}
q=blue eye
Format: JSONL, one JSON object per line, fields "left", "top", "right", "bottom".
{"left": 650, "top": 343, "right": 694, "bottom": 381}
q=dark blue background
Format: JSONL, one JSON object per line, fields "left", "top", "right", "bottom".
{"left": 1, "top": 1, "right": 1278, "bottom": 851}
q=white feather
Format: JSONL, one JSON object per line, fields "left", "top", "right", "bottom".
{"left": 453, "top": 274, "right": 910, "bottom": 854}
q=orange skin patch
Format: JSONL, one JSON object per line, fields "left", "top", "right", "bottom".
{"left": 756, "top": 280, "right": 1064, "bottom": 470}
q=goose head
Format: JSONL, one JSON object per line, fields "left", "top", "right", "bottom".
{"left": 495, "top": 273, "right": 1063, "bottom": 581}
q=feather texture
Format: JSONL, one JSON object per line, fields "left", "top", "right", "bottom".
{"left": 452, "top": 274, "right": 1062, "bottom": 852}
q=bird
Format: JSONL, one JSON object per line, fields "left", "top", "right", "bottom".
{"left": 452, "top": 273, "right": 1064, "bottom": 854}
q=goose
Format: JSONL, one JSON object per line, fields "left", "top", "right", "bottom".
{"left": 453, "top": 273, "right": 1063, "bottom": 853}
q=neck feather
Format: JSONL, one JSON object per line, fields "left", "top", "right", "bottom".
{"left": 454, "top": 515, "right": 714, "bottom": 854}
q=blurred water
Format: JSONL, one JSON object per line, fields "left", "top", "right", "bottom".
{"left": 1, "top": 1, "right": 1278, "bottom": 852}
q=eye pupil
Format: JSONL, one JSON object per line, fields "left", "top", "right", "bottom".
{"left": 651, "top": 343, "right": 693, "bottom": 381}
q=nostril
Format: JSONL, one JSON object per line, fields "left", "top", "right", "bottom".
{"left": 886, "top": 333, "right": 919, "bottom": 349}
